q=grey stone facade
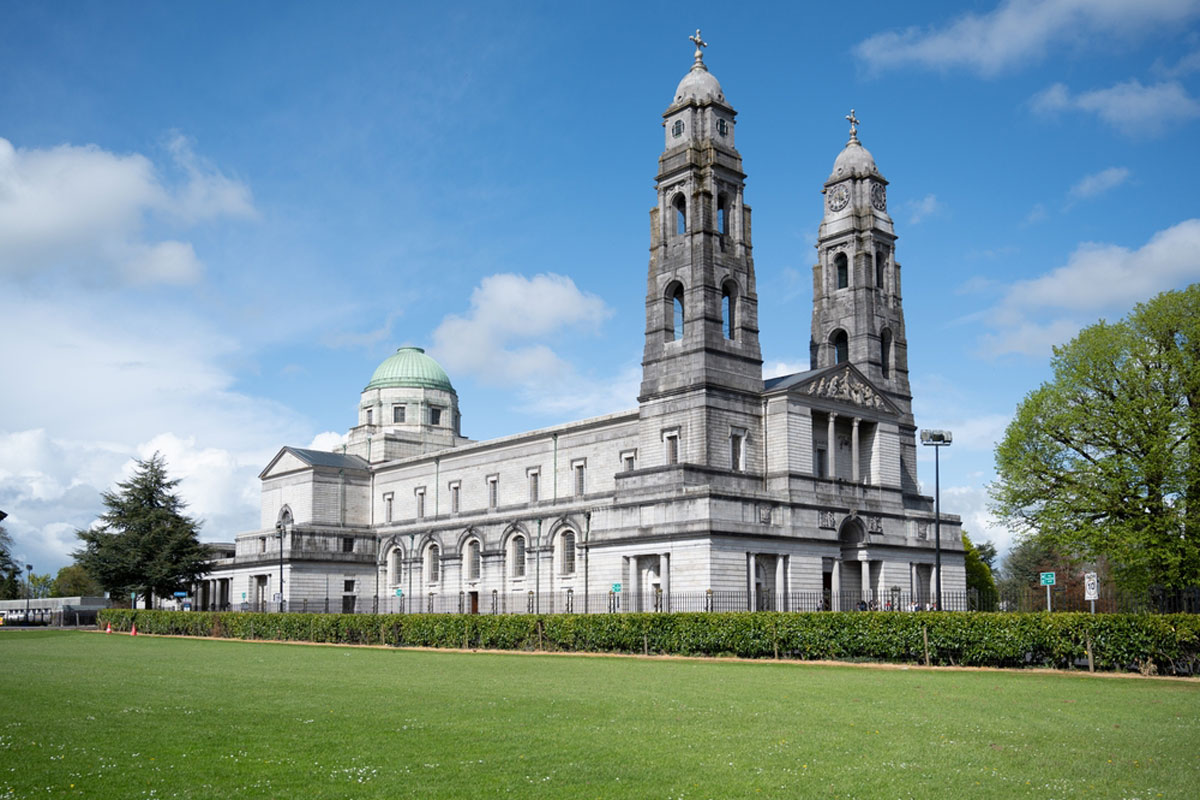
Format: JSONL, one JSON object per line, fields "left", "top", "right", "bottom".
{"left": 199, "top": 42, "right": 964, "bottom": 614}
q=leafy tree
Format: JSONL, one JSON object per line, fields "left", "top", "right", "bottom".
{"left": 973, "top": 540, "right": 998, "bottom": 572}
{"left": 74, "top": 453, "right": 210, "bottom": 608}
{"left": 0, "top": 524, "right": 19, "bottom": 600}
{"left": 23, "top": 573, "right": 53, "bottom": 599}
{"left": 52, "top": 565, "right": 104, "bottom": 597}
{"left": 962, "top": 532, "right": 996, "bottom": 600}
{"left": 991, "top": 285, "right": 1200, "bottom": 592}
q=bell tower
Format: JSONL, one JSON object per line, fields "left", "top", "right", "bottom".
{"left": 811, "top": 111, "right": 917, "bottom": 490}
{"left": 638, "top": 31, "right": 763, "bottom": 473}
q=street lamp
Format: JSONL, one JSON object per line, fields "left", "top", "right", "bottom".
{"left": 920, "top": 429, "right": 952, "bottom": 611}
{"left": 25, "top": 563, "right": 32, "bottom": 624}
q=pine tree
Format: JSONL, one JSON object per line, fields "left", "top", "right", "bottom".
{"left": 74, "top": 453, "right": 210, "bottom": 608}
{"left": 0, "top": 524, "right": 20, "bottom": 601}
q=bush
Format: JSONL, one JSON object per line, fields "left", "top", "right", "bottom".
{"left": 96, "top": 609, "right": 1200, "bottom": 675}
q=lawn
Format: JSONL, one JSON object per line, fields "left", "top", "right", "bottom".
{"left": 0, "top": 630, "right": 1197, "bottom": 799}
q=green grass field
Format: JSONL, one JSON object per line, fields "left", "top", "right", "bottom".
{"left": 0, "top": 630, "right": 1197, "bottom": 799}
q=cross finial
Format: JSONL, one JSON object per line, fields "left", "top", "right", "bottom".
{"left": 846, "top": 108, "right": 860, "bottom": 140}
{"left": 689, "top": 29, "right": 708, "bottom": 65}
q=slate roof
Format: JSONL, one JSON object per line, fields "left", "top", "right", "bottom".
{"left": 282, "top": 447, "right": 369, "bottom": 470}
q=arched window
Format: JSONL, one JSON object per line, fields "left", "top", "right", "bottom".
{"left": 832, "top": 330, "right": 848, "bottom": 364}
{"left": 835, "top": 253, "right": 848, "bottom": 290}
{"left": 466, "top": 539, "right": 482, "bottom": 581}
{"left": 509, "top": 535, "right": 526, "bottom": 578}
{"left": 717, "top": 194, "right": 728, "bottom": 235}
{"left": 880, "top": 328, "right": 892, "bottom": 379}
{"left": 673, "top": 194, "right": 686, "bottom": 236}
{"left": 721, "top": 283, "right": 736, "bottom": 340}
{"left": 875, "top": 249, "right": 886, "bottom": 289}
{"left": 668, "top": 283, "right": 685, "bottom": 341}
{"left": 426, "top": 544, "right": 440, "bottom": 584}
{"left": 558, "top": 530, "right": 576, "bottom": 575}
{"left": 387, "top": 546, "right": 402, "bottom": 587}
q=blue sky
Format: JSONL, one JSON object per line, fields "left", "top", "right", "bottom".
{"left": 2, "top": 0, "right": 1199, "bottom": 576}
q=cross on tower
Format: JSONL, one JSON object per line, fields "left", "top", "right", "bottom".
{"left": 689, "top": 29, "right": 707, "bottom": 64}
{"left": 846, "top": 108, "right": 860, "bottom": 139}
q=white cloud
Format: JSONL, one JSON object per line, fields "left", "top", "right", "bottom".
{"left": 1032, "top": 80, "right": 1200, "bottom": 136}
{"left": 904, "top": 194, "right": 942, "bottom": 224}
{"left": 308, "top": 431, "right": 349, "bottom": 452}
{"left": 0, "top": 292, "right": 318, "bottom": 570}
{"left": 1153, "top": 48, "right": 1200, "bottom": 78}
{"left": 431, "top": 272, "right": 612, "bottom": 385}
{"left": 0, "top": 135, "right": 254, "bottom": 285}
{"left": 764, "top": 360, "right": 810, "bottom": 379}
{"left": 1068, "top": 166, "right": 1130, "bottom": 199}
{"left": 979, "top": 219, "right": 1200, "bottom": 356}
{"left": 855, "top": 0, "right": 1200, "bottom": 76}
{"left": 942, "top": 485, "right": 1017, "bottom": 557}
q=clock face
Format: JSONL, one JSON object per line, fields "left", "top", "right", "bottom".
{"left": 871, "top": 183, "right": 887, "bottom": 211}
{"left": 828, "top": 184, "right": 849, "bottom": 212}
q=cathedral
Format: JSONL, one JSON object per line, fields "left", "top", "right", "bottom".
{"left": 196, "top": 35, "right": 965, "bottom": 615}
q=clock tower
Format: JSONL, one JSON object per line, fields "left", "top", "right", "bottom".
{"left": 811, "top": 112, "right": 918, "bottom": 491}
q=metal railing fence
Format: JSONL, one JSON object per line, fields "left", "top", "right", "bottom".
{"left": 180, "top": 586, "right": 1200, "bottom": 616}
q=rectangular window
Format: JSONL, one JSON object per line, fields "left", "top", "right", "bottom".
{"left": 528, "top": 470, "right": 539, "bottom": 503}
{"left": 664, "top": 431, "right": 679, "bottom": 465}
{"left": 561, "top": 533, "right": 575, "bottom": 575}
{"left": 730, "top": 430, "right": 745, "bottom": 472}
{"left": 343, "top": 579, "right": 355, "bottom": 593}
{"left": 573, "top": 461, "right": 586, "bottom": 496}
{"left": 487, "top": 475, "right": 498, "bottom": 509}
{"left": 342, "top": 537, "right": 354, "bottom": 553}
{"left": 468, "top": 541, "right": 481, "bottom": 580}
{"left": 450, "top": 482, "right": 460, "bottom": 514}
{"left": 393, "top": 405, "right": 405, "bottom": 423}
{"left": 259, "top": 537, "right": 266, "bottom": 553}
{"left": 365, "top": 407, "right": 373, "bottom": 425}
{"left": 622, "top": 449, "right": 637, "bottom": 472}
{"left": 430, "top": 407, "right": 442, "bottom": 426}
{"left": 384, "top": 493, "right": 393, "bottom": 523}
{"left": 815, "top": 448, "right": 827, "bottom": 478}
{"left": 415, "top": 488, "right": 426, "bottom": 519}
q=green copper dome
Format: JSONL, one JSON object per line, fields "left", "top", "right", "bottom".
{"left": 365, "top": 347, "right": 454, "bottom": 392}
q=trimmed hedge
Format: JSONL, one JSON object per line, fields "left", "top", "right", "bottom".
{"left": 97, "top": 609, "right": 1200, "bottom": 675}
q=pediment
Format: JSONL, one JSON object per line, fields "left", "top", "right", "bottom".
{"left": 786, "top": 364, "right": 900, "bottom": 415}
{"left": 260, "top": 449, "right": 309, "bottom": 479}
{"left": 258, "top": 446, "right": 369, "bottom": 480}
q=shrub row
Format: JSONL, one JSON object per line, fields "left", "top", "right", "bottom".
{"left": 97, "top": 609, "right": 1200, "bottom": 675}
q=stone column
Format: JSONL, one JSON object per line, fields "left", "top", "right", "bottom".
{"left": 775, "top": 555, "right": 787, "bottom": 611}
{"left": 831, "top": 559, "right": 841, "bottom": 611}
{"left": 659, "top": 553, "right": 670, "bottom": 612}
{"left": 747, "top": 552, "right": 756, "bottom": 611}
{"left": 861, "top": 560, "right": 871, "bottom": 605}
{"left": 628, "top": 556, "right": 639, "bottom": 612}
{"left": 851, "top": 417, "right": 861, "bottom": 483}
{"left": 827, "top": 413, "right": 838, "bottom": 478}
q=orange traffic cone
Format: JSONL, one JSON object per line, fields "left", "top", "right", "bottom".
{"left": 130, "top": 623, "right": 137, "bottom": 636}
{"left": 106, "top": 622, "right": 112, "bottom": 634}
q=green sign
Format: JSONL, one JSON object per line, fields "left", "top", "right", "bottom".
{"left": 395, "top": 588, "right": 404, "bottom": 598}
{"left": 611, "top": 583, "right": 622, "bottom": 593}
{"left": 242, "top": 592, "right": 247, "bottom": 600}
{"left": 130, "top": 591, "right": 136, "bottom": 600}
{"left": 1040, "top": 572, "right": 1056, "bottom": 586}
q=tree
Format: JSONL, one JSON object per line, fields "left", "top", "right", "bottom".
{"left": 52, "top": 565, "right": 104, "bottom": 597}
{"left": 74, "top": 453, "right": 210, "bottom": 608}
{"left": 962, "top": 532, "right": 996, "bottom": 600}
{"left": 0, "top": 523, "right": 20, "bottom": 600}
{"left": 991, "top": 285, "right": 1200, "bottom": 592}
{"left": 973, "top": 540, "right": 998, "bottom": 573}
{"left": 23, "top": 573, "right": 53, "bottom": 599}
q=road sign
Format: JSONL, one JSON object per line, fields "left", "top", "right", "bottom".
{"left": 1040, "top": 572, "right": 1056, "bottom": 586}
{"left": 395, "top": 588, "right": 404, "bottom": 598}
{"left": 612, "top": 583, "right": 622, "bottom": 593}
{"left": 242, "top": 592, "right": 247, "bottom": 600}
{"left": 173, "top": 591, "right": 187, "bottom": 598}
{"left": 1084, "top": 572, "right": 1099, "bottom": 600}
{"left": 273, "top": 592, "right": 282, "bottom": 603}
{"left": 130, "top": 591, "right": 136, "bottom": 600}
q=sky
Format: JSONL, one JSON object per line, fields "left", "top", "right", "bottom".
{"left": 2, "top": 0, "right": 1199, "bottom": 577}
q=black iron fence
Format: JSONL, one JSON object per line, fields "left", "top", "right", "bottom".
{"left": 182, "top": 586, "right": 1200, "bottom": 616}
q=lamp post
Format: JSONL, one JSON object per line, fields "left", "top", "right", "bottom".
{"left": 919, "top": 429, "right": 952, "bottom": 611}
{"left": 535, "top": 518, "right": 543, "bottom": 614}
{"left": 275, "top": 522, "right": 285, "bottom": 612}
{"left": 25, "top": 563, "right": 32, "bottom": 624}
